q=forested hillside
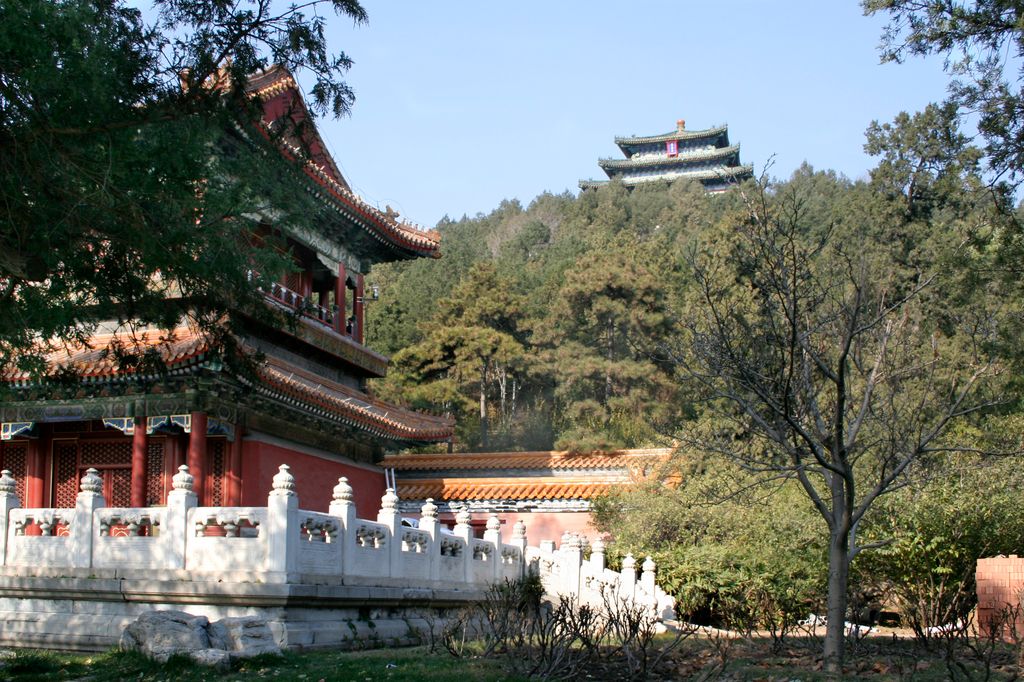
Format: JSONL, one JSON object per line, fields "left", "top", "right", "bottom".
{"left": 366, "top": 179, "right": 720, "bottom": 451}
{"left": 366, "top": 117, "right": 1023, "bottom": 455}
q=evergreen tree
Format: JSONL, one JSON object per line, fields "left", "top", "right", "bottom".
{"left": 0, "top": 0, "right": 367, "bottom": 377}
{"left": 385, "top": 263, "right": 528, "bottom": 449}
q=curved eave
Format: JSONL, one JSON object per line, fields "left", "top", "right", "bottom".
{"left": 599, "top": 144, "right": 741, "bottom": 170}
{"left": 621, "top": 164, "right": 754, "bottom": 185}
{"left": 256, "top": 361, "right": 454, "bottom": 444}
{"left": 579, "top": 164, "right": 754, "bottom": 190}
{"left": 266, "top": 129, "right": 442, "bottom": 261}
{"left": 615, "top": 124, "right": 729, "bottom": 149}
{"left": 1, "top": 333, "right": 212, "bottom": 386}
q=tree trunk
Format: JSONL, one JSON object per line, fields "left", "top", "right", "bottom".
{"left": 823, "top": 524, "right": 850, "bottom": 675}
{"left": 479, "top": 365, "right": 489, "bottom": 449}
{"left": 498, "top": 366, "right": 507, "bottom": 426}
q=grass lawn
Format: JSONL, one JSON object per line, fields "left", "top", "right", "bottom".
{"left": 0, "top": 634, "right": 1018, "bottom": 681}
{"left": 0, "top": 646, "right": 520, "bottom": 682}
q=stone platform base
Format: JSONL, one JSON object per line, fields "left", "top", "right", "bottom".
{"left": 0, "top": 570, "right": 483, "bottom": 652}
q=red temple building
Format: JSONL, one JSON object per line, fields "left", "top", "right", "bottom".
{"left": 0, "top": 66, "right": 453, "bottom": 518}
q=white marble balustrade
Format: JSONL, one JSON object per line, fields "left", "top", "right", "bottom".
{"left": 0, "top": 464, "right": 673, "bottom": 618}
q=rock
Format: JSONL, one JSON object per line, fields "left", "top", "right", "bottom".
{"left": 209, "top": 616, "right": 281, "bottom": 658}
{"left": 188, "top": 648, "right": 232, "bottom": 672}
{"left": 119, "top": 610, "right": 210, "bottom": 657}
{"left": 120, "top": 610, "right": 279, "bottom": 666}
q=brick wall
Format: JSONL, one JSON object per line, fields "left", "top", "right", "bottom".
{"left": 976, "top": 555, "right": 1024, "bottom": 640}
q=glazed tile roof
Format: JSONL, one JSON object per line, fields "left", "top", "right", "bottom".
{"left": 397, "top": 477, "right": 623, "bottom": 502}
{"left": 599, "top": 144, "right": 741, "bottom": 170}
{"left": 3, "top": 325, "right": 454, "bottom": 444}
{"left": 385, "top": 448, "right": 673, "bottom": 502}
{"left": 246, "top": 66, "right": 441, "bottom": 260}
{"left": 255, "top": 356, "right": 454, "bottom": 443}
{"left": 1, "top": 327, "right": 211, "bottom": 384}
{"left": 615, "top": 124, "right": 729, "bottom": 147}
{"left": 580, "top": 164, "right": 754, "bottom": 190}
{"left": 382, "top": 448, "right": 672, "bottom": 472}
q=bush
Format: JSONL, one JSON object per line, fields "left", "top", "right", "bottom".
{"left": 443, "top": 574, "right": 693, "bottom": 680}
{"left": 854, "top": 456, "right": 1024, "bottom": 641}
{"left": 592, "top": 459, "right": 826, "bottom": 636}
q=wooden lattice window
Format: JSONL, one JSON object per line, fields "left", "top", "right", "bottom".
{"left": 80, "top": 441, "right": 131, "bottom": 467}
{"left": 0, "top": 442, "right": 27, "bottom": 502}
{"left": 209, "top": 439, "right": 226, "bottom": 506}
{"left": 53, "top": 442, "right": 79, "bottom": 508}
{"left": 145, "top": 440, "right": 165, "bottom": 506}
{"left": 52, "top": 439, "right": 133, "bottom": 507}
{"left": 110, "top": 468, "right": 132, "bottom": 507}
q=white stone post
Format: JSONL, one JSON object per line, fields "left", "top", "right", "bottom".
{"left": 590, "top": 536, "right": 606, "bottom": 572}
{"left": 418, "top": 498, "right": 441, "bottom": 581}
{"left": 452, "top": 506, "right": 473, "bottom": 584}
{"left": 619, "top": 553, "right": 637, "bottom": 600}
{"left": 377, "top": 488, "right": 401, "bottom": 579}
{"left": 328, "top": 477, "right": 357, "bottom": 578}
{"left": 484, "top": 514, "right": 502, "bottom": 580}
{"left": 510, "top": 519, "right": 527, "bottom": 578}
{"left": 0, "top": 470, "right": 20, "bottom": 567}
{"left": 641, "top": 555, "right": 658, "bottom": 613}
{"left": 266, "top": 464, "right": 299, "bottom": 581}
{"left": 561, "top": 534, "right": 583, "bottom": 601}
{"left": 72, "top": 468, "right": 105, "bottom": 569}
{"left": 166, "top": 465, "right": 197, "bottom": 569}
{"left": 559, "top": 530, "right": 572, "bottom": 557}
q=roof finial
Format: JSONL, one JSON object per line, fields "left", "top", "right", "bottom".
{"left": 677, "top": 119, "right": 686, "bottom": 132}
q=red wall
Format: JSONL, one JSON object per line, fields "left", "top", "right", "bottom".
{"left": 436, "top": 510, "right": 595, "bottom": 545}
{"left": 976, "top": 555, "right": 1024, "bottom": 640}
{"left": 240, "top": 439, "right": 385, "bottom": 519}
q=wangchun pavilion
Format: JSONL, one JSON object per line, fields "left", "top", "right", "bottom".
{"left": 580, "top": 119, "right": 753, "bottom": 192}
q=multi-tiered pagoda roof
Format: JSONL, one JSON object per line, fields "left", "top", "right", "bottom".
{"left": 580, "top": 120, "right": 753, "bottom": 192}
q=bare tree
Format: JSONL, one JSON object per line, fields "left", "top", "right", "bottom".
{"left": 664, "top": 180, "right": 1006, "bottom": 675}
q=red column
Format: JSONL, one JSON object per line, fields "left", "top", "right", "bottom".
{"left": 188, "top": 412, "right": 207, "bottom": 506}
{"left": 355, "top": 273, "right": 365, "bottom": 344}
{"left": 25, "top": 437, "right": 44, "bottom": 507}
{"left": 226, "top": 426, "right": 244, "bottom": 506}
{"left": 335, "top": 263, "right": 347, "bottom": 334}
{"left": 130, "top": 419, "right": 148, "bottom": 507}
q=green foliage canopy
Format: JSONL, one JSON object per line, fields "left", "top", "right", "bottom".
{"left": 0, "top": 0, "right": 366, "bottom": 376}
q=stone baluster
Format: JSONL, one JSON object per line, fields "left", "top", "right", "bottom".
{"left": 418, "top": 498, "right": 441, "bottom": 581}
{"left": 266, "top": 464, "right": 298, "bottom": 581}
{"left": 641, "top": 556, "right": 658, "bottom": 613}
{"left": 377, "top": 488, "right": 401, "bottom": 579}
{"left": 484, "top": 515, "right": 502, "bottom": 580}
{"left": 452, "top": 506, "right": 473, "bottom": 583}
{"left": 620, "top": 553, "right": 637, "bottom": 600}
{"left": 641, "top": 556, "right": 657, "bottom": 592}
{"left": 0, "top": 470, "right": 20, "bottom": 567}
{"left": 562, "top": 534, "right": 583, "bottom": 602}
{"left": 559, "top": 530, "right": 572, "bottom": 555}
{"left": 510, "top": 519, "right": 527, "bottom": 578}
{"left": 72, "top": 468, "right": 105, "bottom": 569}
{"left": 166, "top": 465, "right": 197, "bottom": 569}
{"left": 590, "top": 536, "right": 606, "bottom": 572}
{"left": 328, "top": 477, "right": 356, "bottom": 578}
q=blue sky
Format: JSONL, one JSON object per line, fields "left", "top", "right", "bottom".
{"left": 306, "top": 1, "right": 951, "bottom": 230}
